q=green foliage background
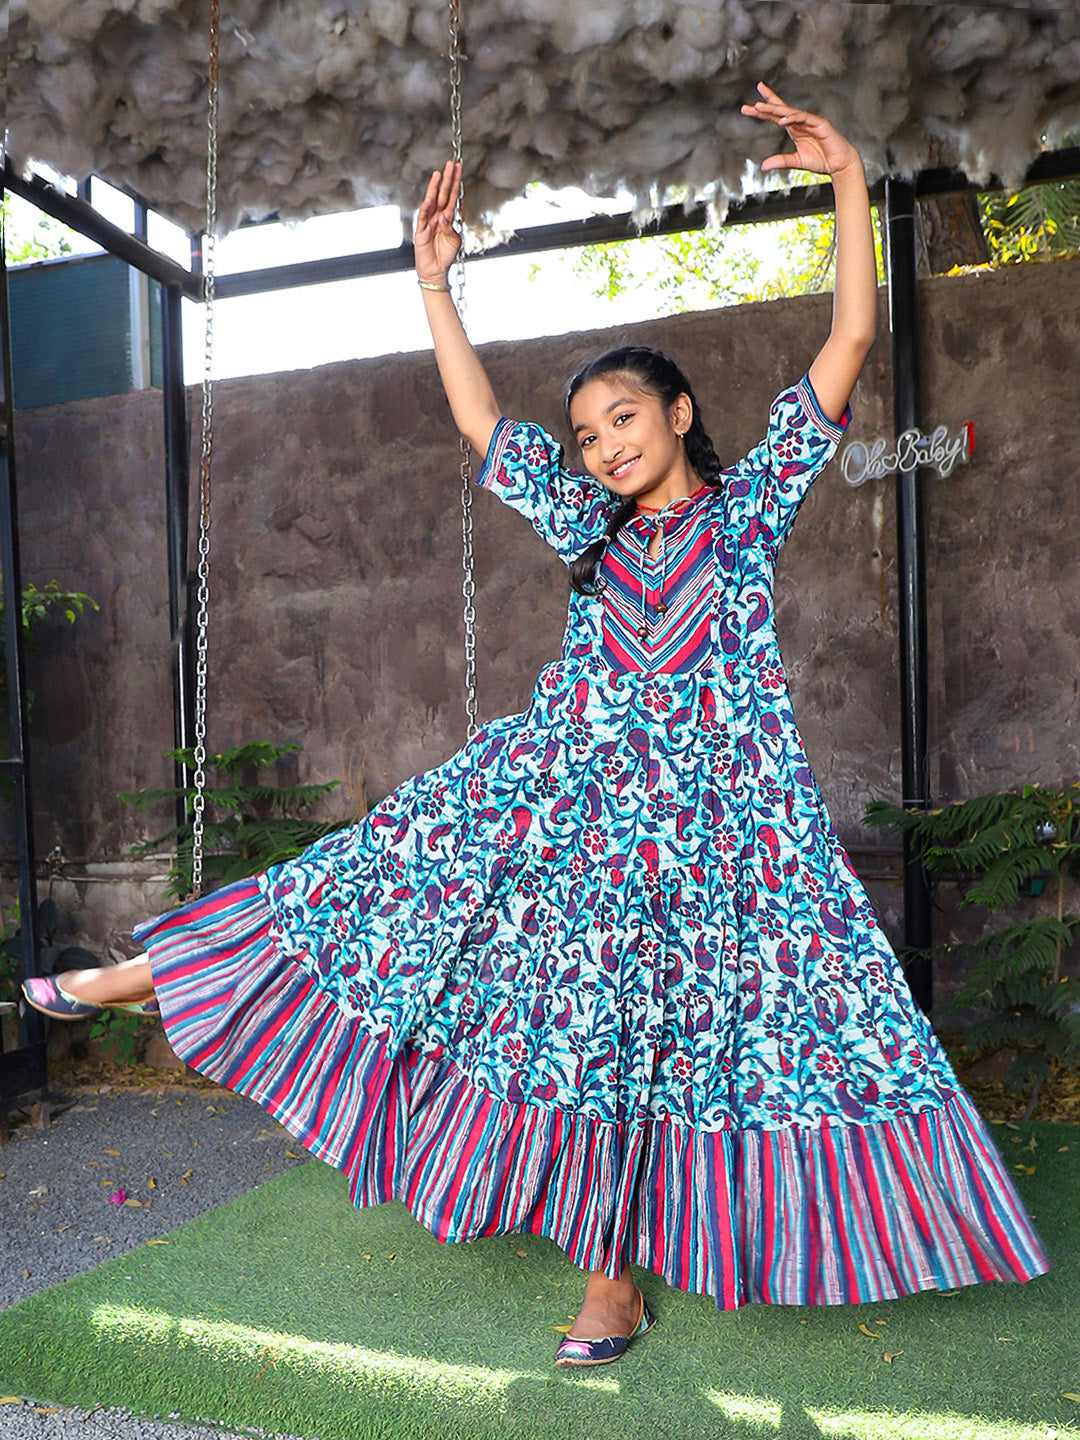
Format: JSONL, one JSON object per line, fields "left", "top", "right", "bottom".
{"left": 865, "top": 786, "right": 1080, "bottom": 1115}
{"left": 120, "top": 740, "right": 350, "bottom": 900}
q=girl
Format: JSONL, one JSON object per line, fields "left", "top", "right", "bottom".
{"left": 25, "top": 85, "right": 1048, "bottom": 1367}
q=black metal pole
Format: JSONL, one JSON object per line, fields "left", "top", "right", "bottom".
{"left": 884, "top": 176, "right": 933, "bottom": 1013}
{"left": 0, "top": 219, "right": 46, "bottom": 1072}
{"left": 161, "top": 284, "right": 194, "bottom": 828}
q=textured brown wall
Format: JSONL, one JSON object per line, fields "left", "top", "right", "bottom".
{"left": 7, "top": 259, "right": 1079, "bottom": 957}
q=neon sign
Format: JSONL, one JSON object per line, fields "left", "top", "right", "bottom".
{"left": 840, "top": 422, "right": 975, "bottom": 488}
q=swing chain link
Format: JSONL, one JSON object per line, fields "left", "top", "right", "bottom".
{"left": 448, "top": 0, "right": 478, "bottom": 742}
{"left": 190, "top": 0, "right": 220, "bottom": 898}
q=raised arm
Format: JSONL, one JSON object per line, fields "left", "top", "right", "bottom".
{"left": 742, "top": 83, "right": 877, "bottom": 423}
{"left": 414, "top": 160, "right": 502, "bottom": 456}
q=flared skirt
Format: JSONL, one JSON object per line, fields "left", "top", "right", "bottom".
{"left": 135, "top": 661, "right": 1049, "bottom": 1306}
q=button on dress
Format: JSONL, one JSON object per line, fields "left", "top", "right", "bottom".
{"left": 136, "top": 374, "right": 1048, "bottom": 1308}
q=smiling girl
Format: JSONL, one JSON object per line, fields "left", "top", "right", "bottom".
{"left": 26, "top": 85, "right": 1047, "bottom": 1367}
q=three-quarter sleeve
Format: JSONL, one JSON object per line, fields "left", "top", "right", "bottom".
{"left": 476, "top": 419, "right": 616, "bottom": 564}
{"left": 724, "top": 374, "right": 850, "bottom": 549}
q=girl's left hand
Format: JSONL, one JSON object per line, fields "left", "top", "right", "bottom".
{"left": 741, "top": 81, "right": 861, "bottom": 180}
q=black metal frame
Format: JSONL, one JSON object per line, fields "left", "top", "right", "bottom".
{"left": 1, "top": 142, "right": 1078, "bottom": 1101}
{"left": 9, "top": 147, "right": 1077, "bottom": 303}
{"left": 884, "top": 178, "right": 934, "bottom": 1013}
{"left": 0, "top": 195, "right": 47, "bottom": 1134}
{"left": 161, "top": 284, "right": 194, "bottom": 825}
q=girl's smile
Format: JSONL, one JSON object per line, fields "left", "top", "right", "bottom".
{"left": 569, "top": 377, "right": 699, "bottom": 509}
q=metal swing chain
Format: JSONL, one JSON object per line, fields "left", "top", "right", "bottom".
{"left": 448, "top": 0, "right": 478, "bottom": 742}
{"left": 190, "top": 0, "right": 220, "bottom": 898}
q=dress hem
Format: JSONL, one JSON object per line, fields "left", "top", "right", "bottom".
{"left": 135, "top": 879, "right": 1051, "bottom": 1312}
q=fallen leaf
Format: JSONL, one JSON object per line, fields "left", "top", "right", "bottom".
{"left": 92, "top": 1235, "right": 109, "bottom": 1242}
{"left": 147, "top": 1178, "right": 157, "bottom": 1189}
{"left": 1024, "top": 1136, "right": 1038, "bottom": 1151}
{"left": 34, "top": 1409, "right": 60, "bottom": 1415}
{"left": 103, "top": 1149, "right": 121, "bottom": 1157}
{"left": 1058, "top": 1146, "right": 1070, "bottom": 1153}
{"left": 859, "top": 1324, "right": 883, "bottom": 1338}
{"left": 0, "top": 1398, "right": 25, "bottom": 1405}
{"left": 552, "top": 1324, "right": 573, "bottom": 1333}
{"left": 883, "top": 1351, "right": 904, "bottom": 1364}
{"left": 873, "top": 1319, "right": 887, "bottom": 1326}
{"left": 995, "top": 1336, "right": 1014, "bottom": 1343}
{"left": 1062, "top": 1393, "right": 1080, "bottom": 1403}
{"left": 387, "top": 1253, "right": 396, "bottom": 1261}
{"left": 147, "top": 1239, "right": 169, "bottom": 1246}
{"left": 362, "top": 1253, "right": 372, "bottom": 1260}
{"left": 516, "top": 1249, "right": 528, "bottom": 1257}
{"left": 123, "top": 1198, "right": 145, "bottom": 1208}
{"left": 1014, "top": 1164, "right": 1036, "bottom": 1175}
{"left": 938, "top": 1290, "right": 961, "bottom": 1298}
{"left": 1003, "top": 1121, "right": 1020, "bottom": 1130}
{"left": 21, "top": 1270, "right": 29, "bottom": 1280}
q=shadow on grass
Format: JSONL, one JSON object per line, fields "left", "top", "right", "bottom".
{"left": 1, "top": 1123, "right": 1076, "bottom": 1440}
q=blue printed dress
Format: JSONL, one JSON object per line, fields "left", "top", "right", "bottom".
{"left": 136, "top": 374, "right": 1048, "bottom": 1308}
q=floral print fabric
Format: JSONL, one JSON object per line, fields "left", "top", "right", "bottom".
{"left": 261, "top": 375, "right": 958, "bottom": 1137}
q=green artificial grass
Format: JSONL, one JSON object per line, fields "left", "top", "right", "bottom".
{"left": 1, "top": 1123, "right": 1078, "bottom": 1440}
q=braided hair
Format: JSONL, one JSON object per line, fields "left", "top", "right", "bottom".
{"left": 563, "top": 346, "right": 722, "bottom": 596}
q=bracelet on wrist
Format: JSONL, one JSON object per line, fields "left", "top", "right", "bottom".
{"left": 418, "top": 279, "right": 452, "bottom": 292}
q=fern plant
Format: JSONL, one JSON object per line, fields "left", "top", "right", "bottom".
{"left": 864, "top": 785, "right": 1080, "bottom": 1117}
{"left": 120, "top": 741, "right": 348, "bottom": 899}
{"left": 980, "top": 178, "right": 1080, "bottom": 264}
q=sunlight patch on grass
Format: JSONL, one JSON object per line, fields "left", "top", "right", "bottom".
{"left": 706, "top": 1390, "right": 784, "bottom": 1429}
{"left": 706, "top": 1394, "right": 1072, "bottom": 1440}
{"left": 90, "top": 1303, "right": 529, "bottom": 1402}
{"left": 809, "top": 1407, "right": 1071, "bottom": 1440}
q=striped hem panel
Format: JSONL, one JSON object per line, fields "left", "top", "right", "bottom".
{"left": 135, "top": 878, "right": 1051, "bottom": 1311}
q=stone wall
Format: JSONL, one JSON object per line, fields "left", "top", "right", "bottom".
{"left": 6, "top": 257, "right": 1079, "bottom": 962}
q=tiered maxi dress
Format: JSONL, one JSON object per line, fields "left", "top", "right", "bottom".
{"left": 136, "top": 373, "right": 1049, "bottom": 1309}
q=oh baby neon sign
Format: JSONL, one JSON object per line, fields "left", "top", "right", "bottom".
{"left": 840, "top": 422, "right": 975, "bottom": 488}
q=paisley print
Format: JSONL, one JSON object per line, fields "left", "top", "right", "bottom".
{"left": 261, "top": 375, "right": 952, "bottom": 1132}
{"left": 138, "top": 373, "right": 1049, "bottom": 1307}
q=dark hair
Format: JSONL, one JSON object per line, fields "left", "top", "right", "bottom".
{"left": 563, "top": 346, "right": 722, "bottom": 596}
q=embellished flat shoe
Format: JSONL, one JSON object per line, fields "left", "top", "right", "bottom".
{"left": 554, "top": 1290, "right": 657, "bottom": 1368}
{"left": 22, "top": 976, "right": 105, "bottom": 1021}
{"left": 21, "top": 977, "right": 159, "bottom": 1021}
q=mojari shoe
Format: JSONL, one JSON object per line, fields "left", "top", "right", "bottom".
{"left": 22, "top": 976, "right": 105, "bottom": 1021}
{"left": 21, "top": 977, "right": 159, "bottom": 1021}
{"left": 554, "top": 1290, "right": 657, "bottom": 1368}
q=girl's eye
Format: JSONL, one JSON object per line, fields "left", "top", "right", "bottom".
{"left": 614, "top": 412, "right": 633, "bottom": 427}
{"left": 580, "top": 434, "right": 596, "bottom": 449}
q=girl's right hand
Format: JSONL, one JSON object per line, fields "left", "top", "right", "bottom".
{"left": 414, "top": 160, "right": 462, "bottom": 284}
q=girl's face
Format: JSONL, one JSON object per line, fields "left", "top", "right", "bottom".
{"left": 569, "top": 376, "right": 696, "bottom": 505}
